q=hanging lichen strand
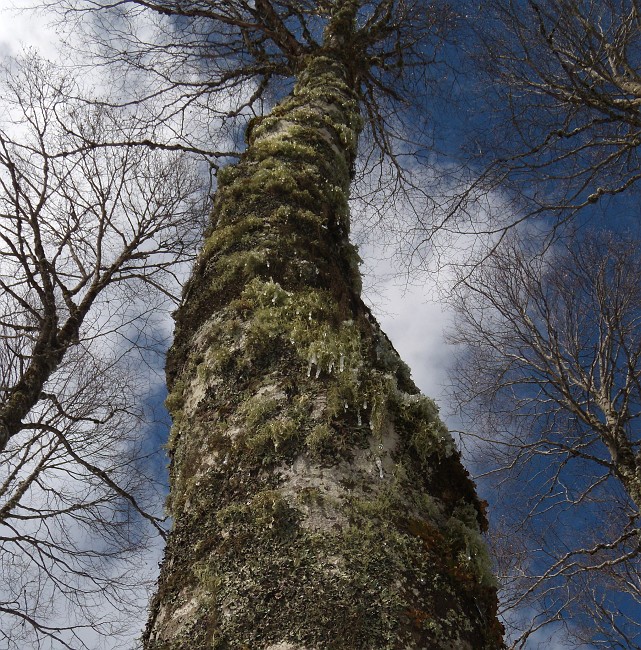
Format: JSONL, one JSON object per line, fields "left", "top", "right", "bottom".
{"left": 144, "top": 23, "right": 503, "bottom": 650}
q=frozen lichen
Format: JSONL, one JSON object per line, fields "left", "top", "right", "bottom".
{"left": 446, "top": 503, "right": 497, "bottom": 588}
{"left": 305, "top": 423, "right": 334, "bottom": 457}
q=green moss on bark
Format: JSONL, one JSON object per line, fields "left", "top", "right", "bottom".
{"left": 146, "top": 48, "right": 503, "bottom": 650}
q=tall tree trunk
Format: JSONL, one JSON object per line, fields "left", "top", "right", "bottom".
{"left": 143, "top": 25, "right": 503, "bottom": 650}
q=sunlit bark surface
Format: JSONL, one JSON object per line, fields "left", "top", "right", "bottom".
{"left": 144, "top": 11, "right": 502, "bottom": 649}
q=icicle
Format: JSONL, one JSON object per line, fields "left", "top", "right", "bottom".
{"left": 375, "top": 457, "right": 384, "bottom": 480}
{"left": 339, "top": 354, "right": 345, "bottom": 372}
{"left": 328, "top": 359, "right": 335, "bottom": 374}
{"left": 363, "top": 400, "right": 368, "bottom": 410}
{"left": 315, "top": 364, "right": 321, "bottom": 379}
{"left": 344, "top": 402, "right": 348, "bottom": 410}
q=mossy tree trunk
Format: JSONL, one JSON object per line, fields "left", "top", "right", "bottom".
{"left": 144, "top": 8, "right": 503, "bottom": 649}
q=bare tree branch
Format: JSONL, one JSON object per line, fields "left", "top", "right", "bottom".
{"left": 449, "top": 228, "right": 641, "bottom": 648}
{"left": 0, "top": 52, "right": 208, "bottom": 648}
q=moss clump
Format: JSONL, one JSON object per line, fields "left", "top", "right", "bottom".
{"left": 238, "top": 393, "right": 281, "bottom": 430}
{"left": 247, "top": 417, "right": 300, "bottom": 452}
{"left": 165, "top": 378, "right": 187, "bottom": 413}
{"left": 201, "top": 216, "right": 263, "bottom": 258}
{"left": 445, "top": 503, "right": 496, "bottom": 588}
{"left": 394, "top": 393, "right": 456, "bottom": 463}
{"left": 235, "top": 279, "right": 363, "bottom": 378}
{"left": 216, "top": 489, "right": 300, "bottom": 534}
{"left": 305, "top": 423, "right": 335, "bottom": 457}
{"left": 192, "top": 560, "right": 222, "bottom": 595}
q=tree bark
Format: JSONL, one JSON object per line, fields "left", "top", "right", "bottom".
{"left": 144, "top": 30, "right": 503, "bottom": 650}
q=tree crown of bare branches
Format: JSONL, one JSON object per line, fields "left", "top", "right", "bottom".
{"left": 449, "top": 228, "right": 641, "bottom": 648}
{"left": 475, "top": 0, "right": 641, "bottom": 219}
{"left": 0, "top": 51, "right": 209, "bottom": 648}
{"left": 48, "top": 0, "right": 460, "bottom": 180}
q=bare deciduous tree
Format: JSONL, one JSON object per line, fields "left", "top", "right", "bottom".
{"left": 476, "top": 0, "right": 641, "bottom": 217}
{"left": 0, "top": 53, "right": 208, "bottom": 648}
{"left": 449, "top": 229, "right": 641, "bottom": 648}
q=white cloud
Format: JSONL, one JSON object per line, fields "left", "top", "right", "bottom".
{"left": 0, "top": 1, "right": 60, "bottom": 58}
{"left": 360, "top": 247, "right": 453, "bottom": 403}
